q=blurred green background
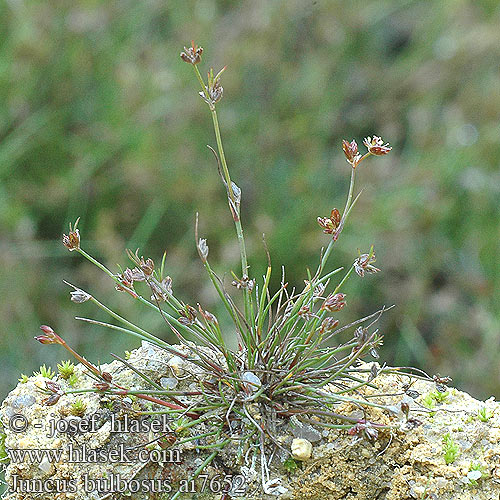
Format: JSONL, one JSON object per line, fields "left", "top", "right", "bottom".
{"left": 1, "top": 0, "right": 499, "bottom": 410}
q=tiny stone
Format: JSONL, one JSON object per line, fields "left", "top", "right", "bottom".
{"left": 386, "top": 405, "right": 399, "bottom": 415}
{"left": 406, "top": 390, "right": 420, "bottom": 399}
{"left": 4, "top": 407, "right": 16, "bottom": 418}
{"left": 467, "top": 470, "right": 482, "bottom": 481}
{"left": 291, "top": 423, "right": 322, "bottom": 442}
{"left": 12, "top": 395, "right": 36, "bottom": 408}
{"left": 160, "top": 377, "right": 178, "bottom": 389}
{"left": 38, "top": 457, "right": 52, "bottom": 474}
{"left": 241, "top": 371, "right": 262, "bottom": 392}
{"left": 168, "top": 356, "right": 185, "bottom": 376}
{"left": 291, "top": 438, "right": 313, "bottom": 461}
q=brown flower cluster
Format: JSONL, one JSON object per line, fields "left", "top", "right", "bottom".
{"left": 321, "top": 292, "right": 346, "bottom": 312}
{"left": 363, "top": 136, "right": 392, "bottom": 156}
{"left": 231, "top": 274, "right": 255, "bottom": 292}
{"left": 62, "top": 218, "right": 80, "bottom": 251}
{"left": 354, "top": 250, "right": 380, "bottom": 277}
{"left": 317, "top": 208, "right": 341, "bottom": 235}
{"left": 200, "top": 66, "right": 226, "bottom": 105}
{"left": 342, "top": 135, "right": 391, "bottom": 169}
{"left": 319, "top": 317, "right": 339, "bottom": 334}
{"left": 180, "top": 41, "right": 203, "bottom": 65}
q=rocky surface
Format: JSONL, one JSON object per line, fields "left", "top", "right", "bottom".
{"left": 1, "top": 342, "right": 500, "bottom": 500}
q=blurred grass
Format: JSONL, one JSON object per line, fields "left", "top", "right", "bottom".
{"left": 1, "top": 0, "right": 500, "bottom": 413}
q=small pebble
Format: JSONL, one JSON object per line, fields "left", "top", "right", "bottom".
{"left": 291, "top": 438, "right": 312, "bottom": 461}
{"left": 160, "top": 377, "right": 178, "bottom": 389}
{"left": 12, "top": 395, "right": 36, "bottom": 409}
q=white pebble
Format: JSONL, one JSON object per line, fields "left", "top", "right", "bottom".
{"left": 291, "top": 438, "right": 312, "bottom": 461}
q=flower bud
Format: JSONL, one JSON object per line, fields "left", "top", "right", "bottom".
{"left": 62, "top": 218, "right": 81, "bottom": 251}
{"left": 36, "top": 325, "right": 62, "bottom": 345}
{"left": 198, "top": 304, "right": 217, "bottom": 323}
{"left": 198, "top": 238, "right": 209, "bottom": 262}
{"left": 35, "top": 335, "right": 58, "bottom": 345}
{"left": 140, "top": 257, "right": 154, "bottom": 276}
{"left": 342, "top": 139, "right": 361, "bottom": 166}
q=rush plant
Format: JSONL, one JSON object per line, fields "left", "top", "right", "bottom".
{"left": 32, "top": 43, "right": 433, "bottom": 497}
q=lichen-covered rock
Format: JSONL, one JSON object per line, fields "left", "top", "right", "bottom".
{"left": 1, "top": 343, "right": 499, "bottom": 500}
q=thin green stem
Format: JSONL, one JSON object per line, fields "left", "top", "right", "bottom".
{"left": 192, "top": 64, "right": 250, "bottom": 320}
{"left": 333, "top": 265, "right": 355, "bottom": 295}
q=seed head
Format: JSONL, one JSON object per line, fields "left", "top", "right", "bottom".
{"left": 150, "top": 276, "right": 173, "bottom": 302}
{"left": 62, "top": 218, "right": 81, "bottom": 251}
{"left": 231, "top": 275, "right": 255, "bottom": 292}
{"left": 178, "top": 304, "right": 197, "bottom": 325}
{"left": 405, "top": 417, "right": 423, "bottom": 430}
{"left": 128, "top": 267, "right": 146, "bottom": 281}
{"left": 298, "top": 306, "right": 314, "bottom": 321}
{"left": 40, "top": 325, "right": 55, "bottom": 335}
{"left": 94, "top": 382, "right": 110, "bottom": 391}
{"left": 354, "top": 248, "right": 380, "bottom": 277}
{"left": 401, "top": 402, "right": 410, "bottom": 419}
{"left": 321, "top": 293, "right": 346, "bottom": 312}
{"left": 363, "top": 423, "right": 379, "bottom": 441}
{"left": 354, "top": 326, "right": 369, "bottom": 344}
{"left": 45, "top": 380, "right": 62, "bottom": 393}
{"left": 203, "top": 80, "right": 223, "bottom": 104}
{"left": 363, "top": 136, "right": 392, "bottom": 156}
{"left": 200, "top": 66, "right": 226, "bottom": 105}
{"left": 319, "top": 317, "right": 339, "bottom": 334}
{"left": 70, "top": 289, "right": 91, "bottom": 303}
{"left": 317, "top": 208, "right": 341, "bottom": 235}
{"left": 115, "top": 271, "right": 135, "bottom": 294}
{"left": 42, "top": 393, "right": 61, "bottom": 406}
{"left": 197, "top": 238, "right": 209, "bottom": 262}
{"left": 198, "top": 304, "right": 217, "bottom": 324}
{"left": 433, "top": 374, "right": 452, "bottom": 386}
{"left": 348, "top": 421, "right": 378, "bottom": 441}
{"left": 180, "top": 41, "right": 203, "bottom": 65}
{"left": 140, "top": 257, "right": 155, "bottom": 276}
